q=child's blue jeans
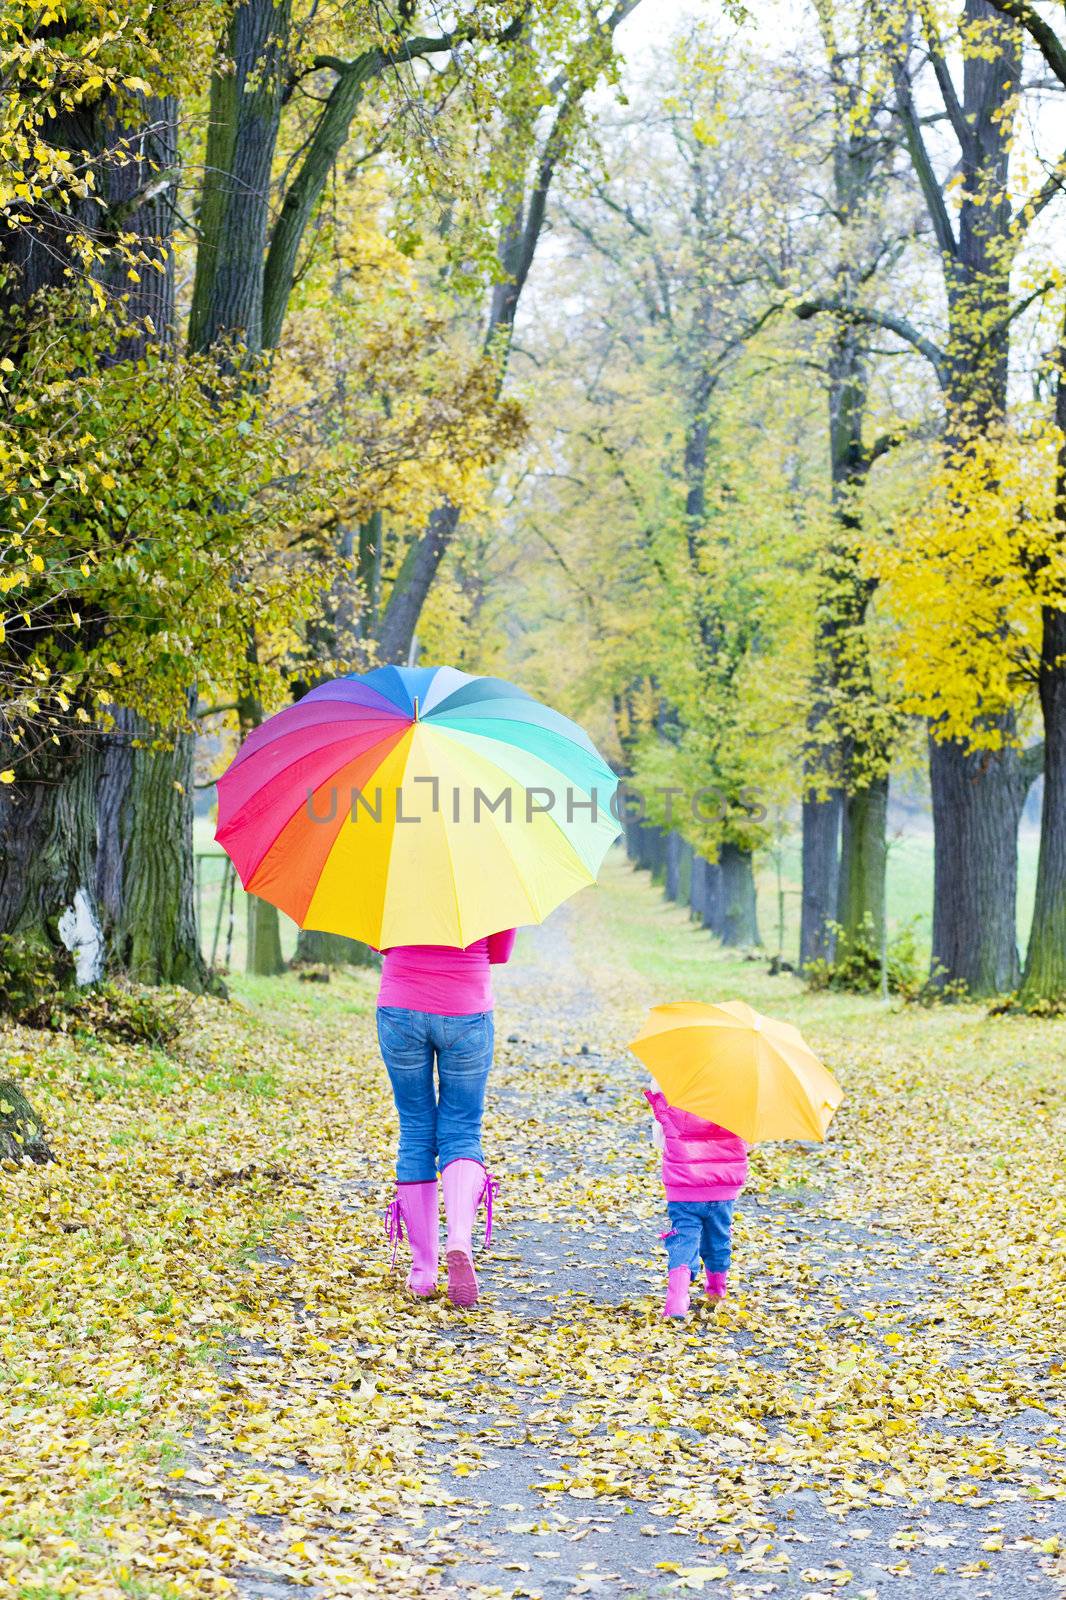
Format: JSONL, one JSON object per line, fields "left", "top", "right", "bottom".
{"left": 662, "top": 1199, "right": 736, "bottom": 1274}
{"left": 377, "top": 1006, "right": 494, "bottom": 1182}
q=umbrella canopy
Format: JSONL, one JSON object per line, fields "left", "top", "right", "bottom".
{"left": 215, "top": 665, "right": 620, "bottom": 947}
{"left": 629, "top": 999, "right": 842, "bottom": 1143}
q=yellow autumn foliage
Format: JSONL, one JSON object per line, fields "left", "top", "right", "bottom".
{"left": 875, "top": 420, "right": 1062, "bottom": 747}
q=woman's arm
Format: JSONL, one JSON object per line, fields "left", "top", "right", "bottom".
{"left": 487, "top": 928, "right": 517, "bottom": 965}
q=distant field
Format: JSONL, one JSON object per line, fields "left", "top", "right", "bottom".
{"left": 194, "top": 814, "right": 1043, "bottom": 974}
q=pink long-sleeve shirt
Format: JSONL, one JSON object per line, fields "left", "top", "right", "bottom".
{"left": 377, "top": 929, "right": 516, "bottom": 1014}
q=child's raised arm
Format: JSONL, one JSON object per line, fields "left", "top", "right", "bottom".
{"left": 644, "top": 1085, "right": 666, "bottom": 1149}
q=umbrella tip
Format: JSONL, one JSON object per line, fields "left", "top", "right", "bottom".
{"left": 413, "top": 695, "right": 420, "bottom": 721}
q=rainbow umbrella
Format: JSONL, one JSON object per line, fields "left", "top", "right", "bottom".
{"left": 215, "top": 665, "right": 621, "bottom": 947}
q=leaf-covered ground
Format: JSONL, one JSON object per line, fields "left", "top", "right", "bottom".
{"left": 1, "top": 852, "right": 1063, "bottom": 1599}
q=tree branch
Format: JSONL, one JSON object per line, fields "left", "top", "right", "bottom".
{"left": 513, "top": 0, "right": 643, "bottom": 301}
{"left": 892, "top": 52, "right": 958, "bottom": 260}
{"left": 983, "top": 0, "right": 1066, "bottom": 87}
{"left": 1014, "top": 147, "right": 1066, "bottom": 230}
{"left": 263, "top": 17, "right": 530, "bottom": 348}
{"left": 793, "top": 296, "right": 948, "bottom": 385}
{"left": 918, "top": 2, "right": 971, "bottom": 152}
{"left": 1003, "top": 277, "right": 1057, "bottom": 326}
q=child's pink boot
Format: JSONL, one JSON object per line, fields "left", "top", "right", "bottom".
{"left": 385, "top": 1181, "right": 439, "bottom": 1296}
{"left": 705, "top": 1270, "right": 729, "bottom": 1302}
{"left": 663, "top": 1265, "right": 691, "bottom": 1318}
{"left": 442, "top": 1158, "right": 496, "bottom": 1308}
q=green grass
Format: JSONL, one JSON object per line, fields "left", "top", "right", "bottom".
{"left": 583, "top": 848, "right": 1066, "bottom": 1076}
{"left": 755, "top": 823, "right": 1041, "bottom": 964}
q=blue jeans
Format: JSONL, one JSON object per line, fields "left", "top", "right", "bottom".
{"left": 662, "top": 1199, "right": 735, "bottom": 1274}
{"left": 377, "top": 1006, "right": 494, "bottom": 1182}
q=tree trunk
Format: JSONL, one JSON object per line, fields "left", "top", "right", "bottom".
{"left": 188, "top": 0, "right": 290, "bottom": 358}
{"left": 690, "top": 855, "right": 707, "bottom": 921}
{"left": 293, "top": 928, "right": 376, "bottom": 967}
{"left": 677, "top": 838, "right": 693, "bottom": 904}
{"left": 891, "top": 1, "right": 1022, "bottom": 998}
{"left": 837, "top": 774, "right": 887, "bottom": 950}
{"left": 643, "top": 826, "right": 667, "bottom": 882}
{"left": 0, "top": 742, "right": 104, "bottom": 979}
{"left": 664, "top": 831, "right": 681, "bottom": 901}
{"left": 96, "top": 709, "right": 208, "bottom": 988}
{"left": 0, "top": 93, "right": 199, "bottom": 991}
{"left": 245, "top": 894, "right": 285, "bottom": 977}
{"left": 929, "top": 732, "right": 1024, "bottom": 995}
{"left": 702, "top": 858, "right": 725, "bottom": 938}
{"left": 375, "top": 502, "right": 461, "bottom": 666}
{"left": 94, "top": 99, "right": 210, "bottom": 991}
{"left": 719, "top": 841, "right": 760, "bottom": 947}
{"left": 800, "top": 788, "right": 842, "bottom": 966}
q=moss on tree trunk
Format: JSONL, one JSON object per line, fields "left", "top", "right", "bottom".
{"left": 246, "top": 895, "right": 285, "bottom": 976}
{"left": 837, "top": 776, "right": 887, "bottom": 951}
{"left": 97, "top": 710, "right": 209, "bottom": 991}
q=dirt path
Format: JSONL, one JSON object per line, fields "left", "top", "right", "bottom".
{"left": 404, "top": 906, "right": 1064, "bottom": 1599}
{"left": 166, "top": 862, "right": 1063, "bottom": 1600}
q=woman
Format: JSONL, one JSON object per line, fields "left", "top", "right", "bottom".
{"left": 379, "top": 928, "right": 516, "bottom": 1307}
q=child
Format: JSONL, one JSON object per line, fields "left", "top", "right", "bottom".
{"left": 644, "top": 1087, "right": 749, "bottom": 1319}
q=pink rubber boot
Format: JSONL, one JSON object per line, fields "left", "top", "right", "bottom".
{"left": 705, "top": 1271, "right": 729, "bottom": 1302}
{"left": 385, "top": 1181, "right": 439, "bottom": 1297}
{"left": 663, "top": 1265, "right": 691, "bottom": 1319}
{"left": 442, "top": 1159, "right": 494, "bottom": 1308}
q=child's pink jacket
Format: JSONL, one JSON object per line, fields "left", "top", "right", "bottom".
{"left": 644, "top": 1089, "right": 749, "bottom": 1202}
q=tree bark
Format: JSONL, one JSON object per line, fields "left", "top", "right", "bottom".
{"left": 929, "top": 732, "right": 1025, "bottom": 994}
{"left": 293, "top": 928, "right": 376, "bottom": 967}
{"left": 800, "top": 789, "right": 842, "bottom": 966}
{"left": 677, "top": 837, "right": 693, "bottom": 904}
{"left": 690, "top": 854, "right": 707, "bottom": 921}
{"left": 796, "top": 20, "right": 891, "bottom": 972}
{"left": 0, "top": 93, "right": 192, "bottom": 985}
{"left": 702, "top": 858, "right": 725, "bottom": 939}
{"left": 92, "top": 99, "right": 210, "bottom": 990}
{"left": 0, "top": 741, "right": 104, "bottom": 975}
{"left": 188, "top": 0, "right": 290, "bottom": 358}
{"left": 837, "top": 775, "right": 887, "bottom": 950}
{"left": 890, "top": 1, "right": 1024, "bottom": 993}
{"left": 375, "top": 502, "right": 461, "bottom": 666}
{"left": 96, "top": 708, "right": 207, "bottom": 988}
{"left": 664, "top": 831, "right": 681, "bottom": 901}
{"left": 719, "top": 841, "right": 760, "bottom": 947}
{"left": 245, "top": 894, "right": 285, "bottom": 976}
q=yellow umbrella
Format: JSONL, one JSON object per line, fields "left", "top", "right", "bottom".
{"left": 629, "top": 1000, "right": 842, "bottom": 1143}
